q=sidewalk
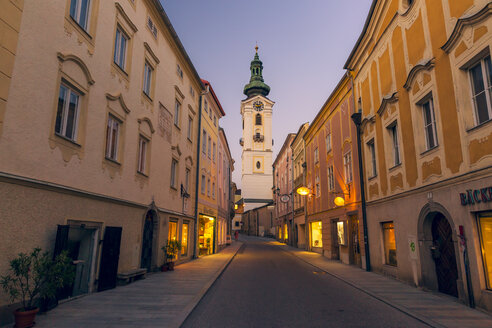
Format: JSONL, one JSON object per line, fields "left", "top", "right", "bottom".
{"left": 275, "top": 241, "right": 492, "bottom": 328}
{"left": 26, "top": 242, "right": 242, "bottom": 328}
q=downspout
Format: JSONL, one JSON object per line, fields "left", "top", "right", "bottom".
{"left": 303, "top": 141, "right": 308, "bottom": 251}
{"left": 291, "top": 152, "right": 295, "bottom": 247}
{"left": 193, "top": 86, "right": 209, "bottom": 259}
{"left": 348, "top": 70, "right": 371, "bottom": 272}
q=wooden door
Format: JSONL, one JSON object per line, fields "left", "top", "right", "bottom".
{"left": 140, "top": 212, "right": 154, "bottom": 271}
{"left": 350, "top": 216, "right": 361, "bottom": 266}
{"left": 331, "top": 219, "right": 340, "bottom": 260}
{"left": 432, "top": 214, "right": 458, "bottom": 297}
{"left": 98, "top": 226, "right": 122, "bottom": 292}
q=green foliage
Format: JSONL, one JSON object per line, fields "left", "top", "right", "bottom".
{"left": 0, "top": 248, "right": 75, "bottom": 311}
{"left": 161, "top": 240, "right": 182, "bottom": 263}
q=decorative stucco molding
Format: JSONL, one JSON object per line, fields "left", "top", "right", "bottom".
{"left": 441, "top": 2, "right": 492, "bottom": 53}
{"left": 144, "top": 42, "right": 160, "bottom": 64}
{"left": 56, "top": 52, "right": 95, "bottom": 85}
{"left": 138, "top": 117, "right": 155, "bottom": 134}
{"left": 106, "top": 93, "right": 131, "bottom": 113}
{"left": 115, "top": 2, "right": 138, "bottom": 33}
{"left": 361, "top": 114, "right": 376, "bottom": 131}
{"left": 403, "top": 58, "right": 435, "bottom": 90}
{"left": 171, "top": 144, "right": 182, "bottom": 157}
{"left": 377, "top": 92, "right": 398, "bottom": 116}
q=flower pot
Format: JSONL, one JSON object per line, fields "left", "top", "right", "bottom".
{"left": 167, "top": 262, "right": 175, "bottom": 271}
{"left": 14, "top": 307, "right": 39, "bottom": 328}
{"left": 161, "top": 264, "right": 168, "bottom": 272}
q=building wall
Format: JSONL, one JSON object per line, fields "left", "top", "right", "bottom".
{"left": 0, "top": 0, "right": 201, "bottom": 315}
{"left": 292, "top": 123, "right": 309, "bottom": 249}
{"left": 345, "top": 0, "right": 492, "bottom": 309}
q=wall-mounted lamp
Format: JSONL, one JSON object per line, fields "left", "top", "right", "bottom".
{"left": 296, "top": 186, "right": 310, "bottom": 196}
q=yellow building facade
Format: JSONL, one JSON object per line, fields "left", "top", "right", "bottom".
{"left": 0, "top": 0, "right": 203, "bottom": 320}
{"left": 345, "top": 0, "right": 492, "bottom": 310}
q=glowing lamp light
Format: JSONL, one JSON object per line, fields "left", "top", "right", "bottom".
{"left": 234, "top": 204, "right": 238, "bottom": 210}
{"left": 297, "top": 187, "right": 310, "bottom": 196}
{"left": 334, "top": 196, "right": 345, "bottom": 207}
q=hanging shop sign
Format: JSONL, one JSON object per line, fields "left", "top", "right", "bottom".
{"left": 459, "top": 187, "right": 492, "bottom": 206}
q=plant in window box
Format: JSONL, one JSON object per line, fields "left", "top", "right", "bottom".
{"left": 161, "top": 240, "right": 182, "bottom": 271}
{"left": 0, "top": 248, "right": 75, "bottom": 328}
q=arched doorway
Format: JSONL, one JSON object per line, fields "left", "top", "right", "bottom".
{"left": 431, "top": 213, "right": 458, "bottom": 297}
{"left": 140, "top": 211, "right": 154, "bottom": 271}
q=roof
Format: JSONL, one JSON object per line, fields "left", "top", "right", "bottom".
{"left": 273, "top": 133, "right": 296, "bottom": 167}
{"left": 344, "top": 0, "right": 378, "bottom": 70}
{"left": 219, "top": 127, "right": 234, "bottom": 167}
{"left": 151, "top": 0, "right": 204, "bottom": 90}
{"left": 290, "top": 122, "right": 309, "bottom": 147}
{"left": 202, "top": 79, "right": 226, "bottom": 116}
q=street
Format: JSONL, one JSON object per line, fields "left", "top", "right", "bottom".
{"left": 183, "top": 236, "right": 426, "bottom": 328}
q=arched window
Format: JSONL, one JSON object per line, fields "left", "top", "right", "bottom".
{"left": 256, "top": 161, "right": 261, "bottom": 169}
{"left": 255, "top": 113, "right": 262, "bottom": 125}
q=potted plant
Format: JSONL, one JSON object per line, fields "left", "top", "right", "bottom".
{"left": 161, "top": 240, "right": 182, "bottom": 271}
{"left": 0, "top": 248, "right": 75, "bottom": 328}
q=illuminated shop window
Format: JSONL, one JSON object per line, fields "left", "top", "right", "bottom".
{"left": 284, "top": 224, "right": 288, "bottom": 241}
{"left": 168, "top": 221, "right": 178, "bottom": 260}
{"left": 479, "top": 215, "right": 492, "bottom": 289}
{"left": 311, "top": 221, "right": 323, "bottom": 248}
{"left": 182, "top": 223, "right": 189, "bottom": 256}
{"left": 382, "top": 222, "right": 397, "bottom": 266}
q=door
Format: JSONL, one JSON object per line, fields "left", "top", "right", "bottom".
{"left": 350, "top": 216, "right": 361, "bottom": 267}
{"left": 431, "top": 213, "right": 458, "bottom": 297}
{"left": 53, "top": 225, "right": 71, "bottom": 301}
{"left": 331, "top": 219, "right": 340, "bottom": 260}
{"left": 140, "top": 211, "right": 154, "bottom": 271}
{"left": 98, "top": 226, "right": 122, "bottom": 292}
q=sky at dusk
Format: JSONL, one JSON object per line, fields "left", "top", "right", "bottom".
{"left": 160, "top": 0, "right": 373, "bottom": 188}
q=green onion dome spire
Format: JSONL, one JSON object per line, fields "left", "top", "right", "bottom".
{"left": 243, "top": 45, "right": 270, "bottom": 98}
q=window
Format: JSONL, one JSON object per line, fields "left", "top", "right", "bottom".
{"left": 382, "top": 222, "right": 397, "bottom": 266}
{"left": 315, "top": 174, "right": 320, "bottom": 197}
{"left": 311, "top": 221, "right": 323, "bottom": 248}
{"left": 388, "top": 124, "right": 400, "bottom": 166}
{"left": 209, "top": 107, "right": 212, "bottom": 119}
{"left": 255, "top": 113, "right": 262, "bottom": 125}
{"left": 177, "top": 64, "right": 183, "bottom": 79}
{"left": 204, "top": 100, "right": 208, "bottom": 113}
{"left": 202, "top": 130, "right": 207, "bottom": 153}
{"left": 182, "top": 222, "right": 189, "bottom": 256}
{"left": 201, "top": 175, "right": 206, "bottom": 194}
{"left": 185, "top": 168, "right": 190, "bottom": 191}
{"left": 478, "top": 214, "right": 492, "bottom": 289}
{"left": 113, "top": 27, "right": 128, "bottom": 70}
{"left": 212, "top": 182, "right": 215, "bottom": 198}
{"left": 55, "top": 84, "right": 80, "bottom": 141}
{"left": 168, "top": 221, "right": 178, "bottom": 259}
{"left": 343, "top": 152, "right": 353, "bottom": 183}
{"left": 213, "top": 142, "right": 216, "bottom": 162}
{"left": 189, "top": 86, "right": 195, "bottom": 98}
{"left": 174, "top": 100, "right": 181, "bottom": 127}
{"left": 469, "top": 56, "right": 492, "bottom": 125}
{"left": 422, "top": 99, "right": 438, "bottom": 150}
{"left": 367, "top": 140, "right": 377, "bottom": 177}
{"left": 187, "top": 116, "right": 193, "bottom": 140}
{"left": 143, "top": 61, "right": 153, "bottom": 98}
{"left": 208, "top": 136, "right": 211, "bottom": 158}
{"left": 314, "top": 147, "right": 319, "bottom": 163}
{"left": 70, "top": 0, "right": 91, "bottom": 31}
{"left": 207, "top": 178, "right": 210, "bottom": 196}
{"left": 137, "top": 136, "right": 148, "bottom": 174}
{"left": 105, "top": 115, "right": 120, "bottom": 161}
{"left": 284, "top": 224, "right": 288, "bottom": 241}
{"left": 170, "top": 159, "right": 178, "bottom": 189}
{"left": 256, "top": 161, "right": 261, "bottom": 169}
{"left": 326, "top": 133, "right": 331, "bottom": 152}
{"left": 327, "top": 166, "right": 334, "bottom": 191}
{"left": 213, "top": 115, "right": 217, "bottom": 127}
{"left": 147, "top": 16, "right": 157, "bottom": 38}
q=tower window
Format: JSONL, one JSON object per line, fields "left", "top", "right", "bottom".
{"left": 256, "top": 161, "right": 261, "bottom": 169}
{"left": 255, "top": 113, "right": 262, "bottom": 125}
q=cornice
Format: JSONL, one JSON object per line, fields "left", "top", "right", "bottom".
{"left": 115, "top": 2, "right": 138, "bottom": 33}
{"left": 57, "top": 52, "right": 95, "bottom": 85}
{"left": 138, "top": 117, "right": 155, "bottom": 134}
{"left": 377, "top": 92, "right": 398, "bottom": 116}
{"left": 106, "top": 93, "right": 131, "bottom": 113}
{"left": 442, "top": 2, "right": 492, "bottom": 53}
{"left": 403, "top": 58, "right": 435, "bottom": 90}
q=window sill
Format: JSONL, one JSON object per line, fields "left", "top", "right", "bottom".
{"left": 420, "top": 145, "right": 439, "bottom": 157}
{"left": 67, "top": 16, "right": 93, "bottom": 44}
{"left": 466, "top": 118, "right": 492, "bottom": 133}
{"left": 170, "top": 185, "right": 178, "bottom": 191}
{"left": 54, "top": 133, "right": 82, "bottom": 148}
{"left": 388, "top": 163, "right": 402, "bottom": 172}
{"left": 174, "top": 124, "right": 181, "bottom": 131}
{"left": 142, "top": 91, "right": 153, "bottom": 103}
{"left": 368, "top": 174, "right": 378, "bottom": 181}
{"left": 137, "top": 170, "right": 148, "bottom": 178}
{"left": 104, "top": 156, "right": 121, "bottom": 166}
{"left": 187, "top": 138, "right": 192, "bottom": 144}
{"left": 112, "top": 62, "right": 129, "bottom": 80}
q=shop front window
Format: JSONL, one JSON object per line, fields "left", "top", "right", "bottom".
{"left": 382, "top": 222, "right": 397, "bottom": 266}
{"left": 284, "top": 224, "right": 288, "bottom": 241}
{"left": 311, "top": 221, "right": 323, "bottom": 248}
{"left": 168, "top": 221, "right": 178, "bottom": 260}
{"left": 199, "top": 215, "right": 215, "bottom": 256}
{"left": 478, "top": 214, "right": 492, "bottom": 289}
{"left": 182, "top": 222, "right": 189, "bottom": 256}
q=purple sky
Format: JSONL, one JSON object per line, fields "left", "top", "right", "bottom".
{"left": 161, "top": 0, "right": 373, "bottom": 188}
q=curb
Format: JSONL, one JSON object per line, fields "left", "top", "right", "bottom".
{"left": 279, "top": 245, "right": 446, "bottom": 328}
{"left": 170, "top": 241, "right": 244, "bottom": 328}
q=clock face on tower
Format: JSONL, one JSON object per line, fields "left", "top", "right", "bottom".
{"left": 253, "top": 101, "right": 264, "bottom": 111}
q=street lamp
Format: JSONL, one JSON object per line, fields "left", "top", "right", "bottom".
{"left": 351, "top": 104, "right": 371, "bottom": 272}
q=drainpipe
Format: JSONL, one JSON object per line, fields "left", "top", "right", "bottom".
{"left": 291, "top": 152, "right": 295, "bottom": 247}
{"left": 193, "top": 86, "right": 209, "bottom": 259}
{"left": 349, "top": 70, "right": 371, "bottom": 272}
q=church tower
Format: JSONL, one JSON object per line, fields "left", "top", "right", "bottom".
{"left": 240, "top": 46, "right": 274, "bottom": 211}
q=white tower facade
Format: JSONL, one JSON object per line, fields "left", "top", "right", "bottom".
{"left": 240, "top": 48, "right": 274, "bottom": 210}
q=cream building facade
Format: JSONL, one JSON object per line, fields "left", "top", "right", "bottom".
{"left": 345, "top": 0, "right": 492, "bottom": 311}
{"left": 217, "top": 127, "right": 234, "bottom": 250}
{"left": 240, "top": 48, "right": 274, "bottom": 211}
{"left": 0, "top": 0, "right": 203, "bottom": 321}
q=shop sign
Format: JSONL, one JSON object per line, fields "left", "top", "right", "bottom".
{"left": 459, "top": 187, "right": 492, "bottom": 206}
{"left": 408, "top": 235, "right": 418, "bottom": 260}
